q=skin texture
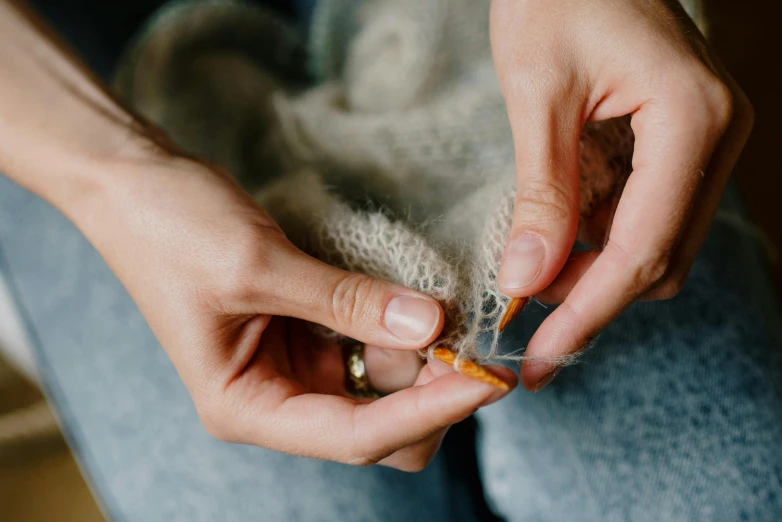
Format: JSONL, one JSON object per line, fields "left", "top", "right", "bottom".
{"left": 491, "top": 0, "right": 753, "bottom": 391}
{"left": 0, "top": 0, "right": 752, "bottom": 469}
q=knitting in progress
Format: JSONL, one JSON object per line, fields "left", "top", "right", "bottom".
{"left": 115, "top": 0, "right": 696, "bottom": 370}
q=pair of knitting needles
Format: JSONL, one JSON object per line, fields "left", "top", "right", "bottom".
{"left": 430, "top": 296, "right": 529, "bottom": 391}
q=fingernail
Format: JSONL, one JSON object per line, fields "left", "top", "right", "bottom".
{"left": 534, "top": 367, "right": 561, "bottom": 393}
{"left": 499, "top": 233, "right": 545, "bottom": 290}
{"left": 480, "top": 386, "right": 513, "bottom": 408}
{"left": 384, "top": 295, "right": 440, "bottom": 343}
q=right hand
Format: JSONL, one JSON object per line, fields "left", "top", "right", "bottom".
{"left": 76, "top": 149, "right": 516, "bottom": 471}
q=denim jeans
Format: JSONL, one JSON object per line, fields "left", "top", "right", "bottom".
{"left": 2, "top": 2, "right": 782, "bottom": 521}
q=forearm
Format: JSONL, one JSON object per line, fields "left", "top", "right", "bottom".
{"left": 0, "top": 0, "right": 162, "bottom": 224}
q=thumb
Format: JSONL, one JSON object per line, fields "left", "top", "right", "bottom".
{"left": 497, "top": 97, "right": 583, "bottom": 299}
{"left": 263, "top": 239, "right": 444, "bottom": 350}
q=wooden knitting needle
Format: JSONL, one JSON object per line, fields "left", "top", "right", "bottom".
{"left": 498, "top": 296, "right": 529, "bottom": 332}
{"left": 431, "top": 347, "right": 511, "bottom": 391}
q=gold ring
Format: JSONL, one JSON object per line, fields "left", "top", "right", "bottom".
{"left": 344, "top": 341, "right": 379, "bottom": 399}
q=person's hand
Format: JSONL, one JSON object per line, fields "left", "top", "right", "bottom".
{"left": 491, "top": 0, "right": 753, "bottom": 391}
{"left": 76, "top": 150, "right": 515, "bottom": 471}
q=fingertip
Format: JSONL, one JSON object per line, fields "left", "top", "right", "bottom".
{"left": 425, "top": 358, "right": 517, "bottom": 405}
{"left": 422, "top": 371, "right": 501, "bottom": 407}
{"left": 485, "top": 364, "right": 519, "bottom": 389}
{"left": 520, "top": 359, "right": 560, "bottom": 393}
{"left": 364, "top": 367, "right": 516, "bottom": 451}
{"left": 498, "top": 230, "right": 581, "bottom": 301}
{"left": 518, "top": 310, "right": 572, "bottom": 391}
{"left": 479, "top": 365, "right": 518, "bottom": 406}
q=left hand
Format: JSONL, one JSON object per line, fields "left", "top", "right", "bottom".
{"left": 490, "top": 0, "right": 754, "bottom": 391}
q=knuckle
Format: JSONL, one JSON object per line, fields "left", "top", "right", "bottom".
{"left": 668, "top": 66, "right": 736, "bottom": 136}
{"left": 345, "top": 440, "right": 386, "bottom": 466}
{"left": 652, "top": 264, "right": 692, "bottom": 301}
{"left": 330, "top": 274, "right": 382, "bottom": 328}
{"left": 346, "top": 411, "right": 392, "bottom": 467}
{"left": 515, "top": 177, "right": 574, "bottom": 226}
{"left": 734, "top": 91, "right": 755, "bottom": 135}
{"left": 346, "top": 453, "right": 382, "bottom": 467}
{"left": 197, "top": 404, "right": 236, "bottom": 442}
{"left": 606, "top": 240, "right": 672, "bottom": 292}
{"left": 398, "top": 457, "right": 432, "bottom": 473}
{"left": 679, "top": 68, "right": 734, "bottom": 132}
{"left": 504, "top": 62, "right": 581, "bottom": 102}
{"left": 642, "top": 253, "right": 672, "bottom": 287}
{"left": 215, "top": 225, "right": 286, "bottom": 305}
{"left": 653, "top": 275, "right": 686, "bottom": 301}
{"left": 703, "top": 79, "right": 735, "bottom": 131}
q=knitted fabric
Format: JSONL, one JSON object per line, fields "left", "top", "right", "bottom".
{"left": 115, "top": 0, "right": 699, "bottom": 363}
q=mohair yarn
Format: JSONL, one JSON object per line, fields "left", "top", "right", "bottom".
{"left": 116, "top": 0, "right": 702, "bottom": 364}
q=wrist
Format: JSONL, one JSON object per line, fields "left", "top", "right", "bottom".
{"left": 3, "top": 116, "right": 179, "bottom": 223}
{"left": 0, "top": 0, "right": 187, "bottom": 230}
{"left": 59, "top": 129, "right": 194, "bottom": 239}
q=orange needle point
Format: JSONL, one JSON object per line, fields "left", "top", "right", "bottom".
{"left": 431, "top": 347, "right": 511, "bottom": 391}
{"left": 498, "top": 296, "right": 529, "bottom": 332}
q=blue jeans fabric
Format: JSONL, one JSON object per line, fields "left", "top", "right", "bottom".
{"left": 3, "top": 2, "right": 782, "bottom": 521}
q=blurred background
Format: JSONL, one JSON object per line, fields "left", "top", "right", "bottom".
{"left": 1, "top": 0, "right": 780, "bottom": 520}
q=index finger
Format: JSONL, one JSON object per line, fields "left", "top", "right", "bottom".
{"left": 234, "top": 369, "right": 515, "bottom": 464}
{"left": 520, "top": 83, "right": 733, "bottom": 390}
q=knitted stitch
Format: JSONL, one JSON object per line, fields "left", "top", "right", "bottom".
{"left": 116, "top": 0, "right": 700, "bottom": 363}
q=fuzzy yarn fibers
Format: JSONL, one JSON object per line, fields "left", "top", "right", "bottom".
{"left": 115, "top": 0, "right": 697, "bottom": 363}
